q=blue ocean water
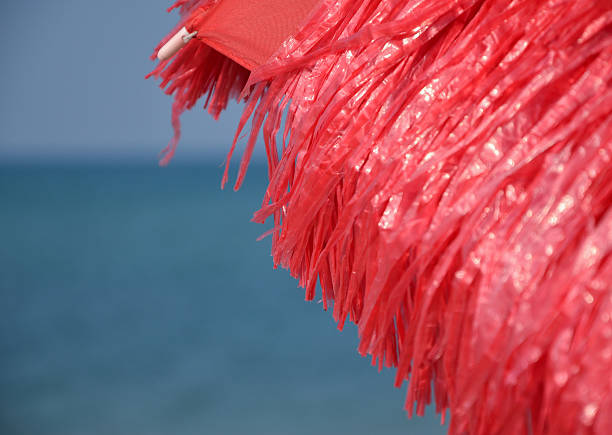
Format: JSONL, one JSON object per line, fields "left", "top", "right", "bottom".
{"left": 0, "top": 164, "right": 446, "bottom": 435}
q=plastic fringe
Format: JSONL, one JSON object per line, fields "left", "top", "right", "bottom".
{"left": 146, "top": 0, "right": 249, "bottom": 165}
{"left": 152, "top": 1, "right": 612, "bottom": 434}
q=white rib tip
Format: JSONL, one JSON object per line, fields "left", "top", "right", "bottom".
{"left": 157, "top": 27, "right": 197, "bottom": 61}
{"left": 182, "top": 30, "right": 198, "bottom": 43}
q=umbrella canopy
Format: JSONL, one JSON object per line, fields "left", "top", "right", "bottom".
{"left": 149, "top": 1, "right": 612, "bottom": 434}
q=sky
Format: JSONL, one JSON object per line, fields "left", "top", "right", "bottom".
{"left": 0, "top": 0, "right": 257, "bottom": 163}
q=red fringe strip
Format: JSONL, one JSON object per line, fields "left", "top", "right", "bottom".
{"left": 151, "top": 1, "right": 612, "bottom": 434}
{"left": 146, "top": 0, "right": 249, "bottom": 165}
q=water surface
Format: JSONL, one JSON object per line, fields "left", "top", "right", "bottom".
{"left": 0, "top": 164, "right": 446, "bottom": 434}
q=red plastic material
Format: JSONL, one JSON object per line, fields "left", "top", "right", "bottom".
{"left": 185, "top": 0, "right": 320, "bottom": 70}
{"left": 150, "top": 1, "right": 612, "bottom": 434}
{"left": 146, "top": 1, "right": 250, "bottom": 165}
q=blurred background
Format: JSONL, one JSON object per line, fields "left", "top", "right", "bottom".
{"left": 0, "top": 1, "right": 446, "bottom": 434}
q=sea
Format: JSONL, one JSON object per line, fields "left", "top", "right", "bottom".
{"left": 0, "top": 163, "right": 447, "bottom": 435}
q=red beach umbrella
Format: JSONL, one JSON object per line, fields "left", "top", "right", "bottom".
{"left": 148, "top": 1, "right": 612, "bottom": 434}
